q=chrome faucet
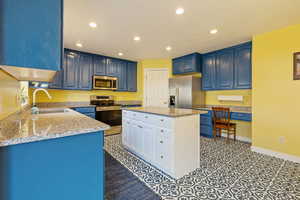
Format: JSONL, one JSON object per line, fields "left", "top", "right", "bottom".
{"left": 31, "top": 88, "right": 52, "bottom": 114}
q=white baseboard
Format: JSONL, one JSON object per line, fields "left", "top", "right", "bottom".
{"left": 251, "top": 146, "right": 300, "bottom": 163}
{"left": 220, "top": 133, "right": 252, "bottom": 143}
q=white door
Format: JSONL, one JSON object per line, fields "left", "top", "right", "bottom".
{"left": 144, "top": 68, "right": 169, "bottom": 107}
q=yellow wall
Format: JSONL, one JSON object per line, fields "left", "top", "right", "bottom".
{"left": 30, "top": 59, "right": 173, "bottom": 103}
{"left": 0, "top": 70, "right": 21, "bottom": 120}
{"left": 252, "top": 23, "right": 300, "bottom": 157}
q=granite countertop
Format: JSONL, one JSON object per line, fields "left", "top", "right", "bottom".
{"left": 192, "top": 105, "right": 252, "bottom": 114}
{"left": 122, "top": 107, "right": 208, "bottom": 117}
{"left": 0, "top": 108, "right": 110, "bottom": 147}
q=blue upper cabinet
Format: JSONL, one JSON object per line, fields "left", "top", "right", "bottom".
{"left": 117, "top": 61, "right": 128, "bottom": 91}
{"left": 47, "top": 49, "right": 138, "bottom": 91}
{"left": 216, "top": 49, "right": 234, "bottom": 89}
{"left": 106, "top": 58, "right": 121, "bottom": 77}
{"left": 201, "top": 42, "right": 252, "bottom": 90}
{"left": 0, "top": 0, "right": 63, "bottom": 81}
{"left": 172, "top": 53, "right": 202, "bottom": 75}
{"left": 63, "top": 50, "right": 80, "bottom": 89}
{"left": 93, "top": 55, "right": 107, "bottom": 75}
{"left": 234, "top": 43, "right": 252, "bottom": 89}
{"left": 49, "top": 69, "right": 64, "bottom": 89}
{"left": 127, "top": 62, "right": 138, "bottom": 92}
{"left": 202, "top": 54, "right": 216, "bottom": 90}
{"left": 78, "top": 53, "right": 93, "bottom": 90}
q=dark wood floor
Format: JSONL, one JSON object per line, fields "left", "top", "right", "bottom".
{"left": 105, "top": 152, "right": 161, "bottom": 200}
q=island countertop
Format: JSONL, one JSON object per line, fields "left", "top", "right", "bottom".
{"left": 122, "top": 107, "right": 208, "bottom": 117}
{"left": 0, "top": 108, "right": 110, "bottom": 147}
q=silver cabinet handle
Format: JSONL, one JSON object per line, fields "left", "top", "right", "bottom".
{"left": 160, "top": 141, "right": 163, "bottom": 144}
{"left": 160, "top": 119, "right": 164, "bottom": 122}
{"left": 161, "top": 129, "right": 164, "bottom": 133}
{"left": 138, "top": 125, "right": 143, "bottom": 128}
{"left": 160, "top": 155, "right": 164, "bottom": 159}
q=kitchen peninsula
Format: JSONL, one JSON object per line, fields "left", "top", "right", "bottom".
{"left": 122, "top": 107, "right": 207, "bottom": 179}
{"left": 0, "top": 108, "right": 110, "bottom": 200}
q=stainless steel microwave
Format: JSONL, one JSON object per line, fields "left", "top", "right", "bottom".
{"left": 93, "top": 76, "right": 118, "bottom": 90}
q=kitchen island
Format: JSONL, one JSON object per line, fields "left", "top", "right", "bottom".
{"left": 0, "top": 108, "right": 110, "bottom": 200}
{"left": 122, "top": 107, "right": 207, "bottom": 179}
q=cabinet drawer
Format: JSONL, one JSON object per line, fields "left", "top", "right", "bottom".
{"left": 200, "top": 116, "right": 212, "bottom": 126}
{"left": 152, "top": 116, "right": 172, "bottom": 129}
{"left": 200, "top": 124, "right": 213, "bottom": 136}
{"left": 73, "top": 107, "right": 95, "bottom": 114}
{"left": 231, "top": 112, "right": 252, "bottom": 121}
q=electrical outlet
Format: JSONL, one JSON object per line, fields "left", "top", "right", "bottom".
{"left": 279, "top": 136, "right": 285, "bottom": 144}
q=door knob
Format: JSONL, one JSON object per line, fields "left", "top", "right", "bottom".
{"left": 160, "top": 140, "right": 163, "bottom": 144}
{"left": 161, "top": 129, "right": 164, "bottom": 133}
{"left": 160, "top": 155, "right": 164, "bottom": 159}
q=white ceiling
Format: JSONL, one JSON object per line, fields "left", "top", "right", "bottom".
{"left": 64, "top": 0, "right": 300, "bottom": 61}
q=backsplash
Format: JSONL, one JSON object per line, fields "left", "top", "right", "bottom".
{"left": 205, "top": 89, "right": 252, "bottom": 107}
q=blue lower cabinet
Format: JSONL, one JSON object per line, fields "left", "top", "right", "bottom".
{"left": 85, "top": 113, "right": 96, "bottom": 119}
{"left": 231, "top": 112, "right": 252, "bottom": 121}
{"left": 0, "top": 131, "right": 104, "bottom": 200}
{"left": 72, "top": 107, "right": 96, "bottom": 119}
{"left": 199, "top": 110, "right": 252, "bottom": 138}
{"left": 200, "top": 110, "right": 213, "bottom": 138}
{"left": 121, "top": 104, "right": 142, "bottom": 108}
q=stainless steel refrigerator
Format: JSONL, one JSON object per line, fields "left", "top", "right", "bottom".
{"left": 169, "top": 76, "right": 205, "bottom": 108}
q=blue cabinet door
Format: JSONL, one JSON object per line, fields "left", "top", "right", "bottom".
{"left": 93, "top": 55, "right": 107, "bottom": 75}
{"left": 216, "top": 49, "right": 234, "bottom": 89}
{"left": 202, "top": 53, "right": 216, "bottom": 90}
{"left": 49, "top": 70, "right": 63, "bottom": 89}
{"left": 63, "top": 51, "right": 79, "bottom": 89}
{"left": 0, "top": 0, "right": 63, "bottom": 70}
{"left": 127, "top": 62, "right": 137, "bottom": 92}
{"left": 78, "top": 53, "right": 93, "bottom": 90}
{"left": 172, "top": 53, "right": 201, "bottom": 75}
{"left": 172, "top": 58, "right": 184, "bottom": 74}
{"left": 106, "top": 58, "right": 121, "bottom": 77}
{"left": 116, "top": 61, "right": 128, "bottom": 91}
{"left": 234, "top": 44, "right": 252, "bottom": 89}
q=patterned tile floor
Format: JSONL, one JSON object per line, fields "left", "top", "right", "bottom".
{"left": 104, "top": 134, "right": 300, "bottom": 200}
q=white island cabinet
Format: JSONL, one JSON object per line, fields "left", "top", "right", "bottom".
{"left": 122, "top": 107, "right": 206, "bottom": 179}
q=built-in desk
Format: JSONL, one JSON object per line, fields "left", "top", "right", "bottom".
{"left": 193, "top": 107, "right": 252, "bottom": 139}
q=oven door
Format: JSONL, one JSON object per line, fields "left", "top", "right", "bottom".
{"left": 93, "top": 76, "right": 118, "bottom": 90}
{"left": 96, "top": 106, "right": 122, "bottom": 126}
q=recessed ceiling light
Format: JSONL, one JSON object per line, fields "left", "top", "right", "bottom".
{"left": 76, "top": 42, "right": 83, "bottom": 47}
{"left": 210, "top": 29, "right": 218, "bottom": 34}
{"left": 176, "top": 8, "right": 184, "bottom": 15}
{"left": 118, "top": 52, "right": 123, "bottom": 56}
{"left": 89, "top": 22, "right": 97, "bottom": 28}
{"left": 166, "top": 46, "right": 172, "bottom": 51}
{"left": 133, "top": 36, "right": 141, "bottom": 41}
